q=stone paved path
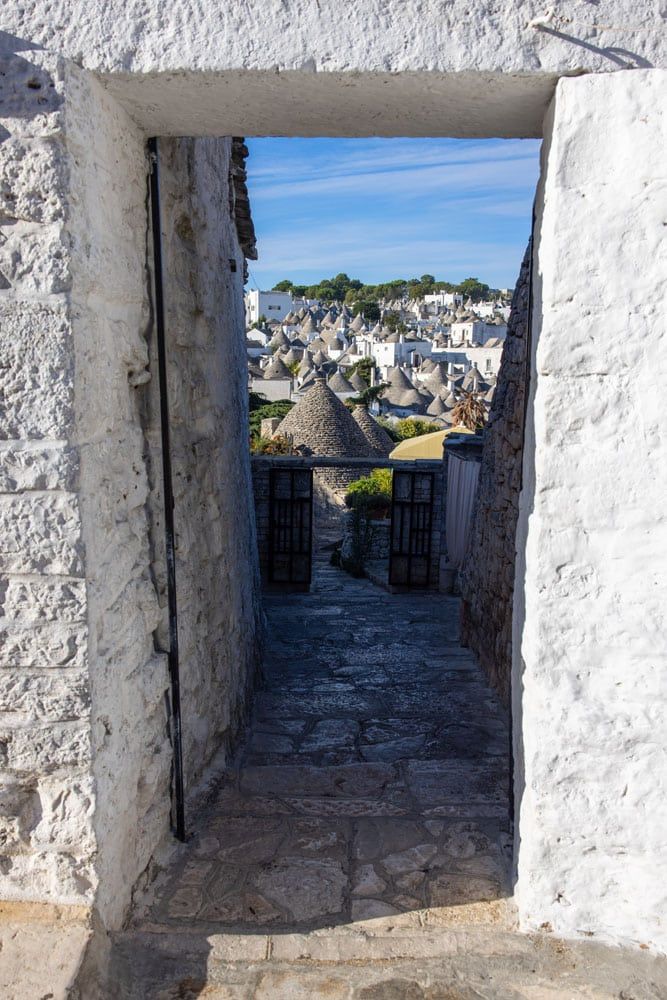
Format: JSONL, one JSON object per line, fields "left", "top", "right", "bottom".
{"left": 137, "top": 563, "right": 513, "bottom": 936}
{"left": 110, "top": 566, "right": 667, "bottom": 997}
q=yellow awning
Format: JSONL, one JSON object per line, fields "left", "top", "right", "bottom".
{"left": 389, "top": 426, "right": 473, "bottom": 460}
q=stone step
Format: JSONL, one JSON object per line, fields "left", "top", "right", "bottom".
{"left": 107, "top": 920, "right": 667, "bottom": 999}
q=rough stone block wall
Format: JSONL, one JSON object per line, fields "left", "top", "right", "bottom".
{"left": 458, "top": 243, "right": 530, "bottom": 705}
{"left": 0, "top": 54, "right": 170, "bottom": 927}
{"left": 144, "top": 137, "right": 263, "bottom": 794}
{"left": 514, "top": 71, "right": 667, "bottom": 950}
{"left": 0, "top": 59, "right": 262, "bottom": 932}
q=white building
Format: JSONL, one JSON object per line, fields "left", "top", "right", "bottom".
{"left": 431, "top": 342, "right": 505, "bottom": 378}
{"left": 449, "top": 319, "right": 507, "bottom": 347}
{"left": 423, "top": 291, "right": 463, "bottom": 311}
{"left": 473, "top": 300, "right": 512, "bottom": 321}
{"left": 245, "top": 289, "right": 294, "bottom": 325}
{"left": 371, "top": 335, "right": 434, "bottom": 371}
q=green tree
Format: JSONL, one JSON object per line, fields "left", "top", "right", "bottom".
{"left": 383, "top": 311, "right": 408, "bottom": 333}
{"left": 272, "top": 280, "right": 294, "bottom": 292}
{"left": 348, "top": 357, "right": 375, "bottom": 382}
{"left": 248, "top": 399, "right": 294, "bottom": 444}
{"left": 351, "top": 300, "right": 380, "bottom": 323}
{"left": 455, "top": 277, "right": 490, "bottom": 302}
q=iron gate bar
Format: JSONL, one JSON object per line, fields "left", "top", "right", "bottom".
{"left": 389, "top": 469, "right": 435, "bottom": 589}
{"left": 267, "top": 467, "right": 313, "bottom": 586}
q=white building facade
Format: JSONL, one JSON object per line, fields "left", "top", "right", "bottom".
{"left": 245, "top": 289, "right": 294, "bottom": 325}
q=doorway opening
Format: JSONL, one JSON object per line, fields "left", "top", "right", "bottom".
{"left": 134, "top": 135, "right": 539, "bottom": 946}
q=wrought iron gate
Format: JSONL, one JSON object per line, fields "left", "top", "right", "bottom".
{"left": 268, "top": 467, "right": 313, "bottom": 587}
{"left": 389, "top": 469, "right": 435, "bottom": 588}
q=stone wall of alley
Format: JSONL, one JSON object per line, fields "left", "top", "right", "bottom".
{"left": 144, "top": 136, "right": 263, "bottom": 802}
{"left": 459, "top": 243, "right": 531, "bottom": 705}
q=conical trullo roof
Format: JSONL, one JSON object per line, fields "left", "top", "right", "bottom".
{"left": 276, "top": 377, "right": 374, "bottom": 458}
{"left": 300, "top": 314, "right": 318, "bottom": 336}
{"left": 423, "top": 363, "right": 450, "bottom": 395}
{"left": 270, "top": 330, "right": 291, "bottom": 350}
{"left": 282, "top": 346, "right": 304, "bottom": 365}
{"left": 352, "top": 405, "right": 394, "bottom": 457}
{"left": 387, "top": 366, "right": 415, "bottom": 391}
{"left": 427, "top": 394, "right": 447, "bottom": 417}
{"left": 349, "top": 372, "right": 368, "bottom": 392}
{"left": 263, "top": 355, "right": 293, "bottom": 380}
{"left": 328, "top": 371, "right": 355, "bottom": 394}
{"left": 297, "top": 349, "right": 314, "bottom": 376}
{"left": 463, "top": 364, "right": 486, "bottom": 392}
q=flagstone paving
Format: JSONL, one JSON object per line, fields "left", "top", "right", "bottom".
{"left": 138, "top": 563, "right": 513, "bottom": 935}
{"left": 112, "top": 563, "right": 667, "bottom": 997}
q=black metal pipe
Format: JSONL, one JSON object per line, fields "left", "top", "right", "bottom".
{"left": 147, "top": 137, "right": 186, "bottom": 842}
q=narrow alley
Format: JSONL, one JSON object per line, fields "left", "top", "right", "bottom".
{"left": 109, "top": 565, "right": 667, "bottom": 998}
{"left": 145, "top": 564, "right": 512, "bottom": 931}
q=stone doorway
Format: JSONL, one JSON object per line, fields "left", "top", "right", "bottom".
{"left": 1, "top": 29, "right": 666, "bottom": 989}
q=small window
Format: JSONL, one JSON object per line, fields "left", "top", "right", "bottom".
{"left": 485, "top": 358, "right": 492, "bottom": 372}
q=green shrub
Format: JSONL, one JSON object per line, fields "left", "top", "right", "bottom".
{"left": 250, "top": 434, "right": 293, "bottom": 455}
{"left": 345, "top": 468, "right": 392, "bottom": 512}
{"left": 248, "top": 399, "right": 293, "bottom": 444}
{"left": 395, "top": 417, "right": 433, "bottom": 440}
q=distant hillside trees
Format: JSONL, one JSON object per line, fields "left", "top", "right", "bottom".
{"left": 271, "top": 273, "right": 502, "bottom": 303}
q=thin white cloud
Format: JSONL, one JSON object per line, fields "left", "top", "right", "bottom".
{"left": 244, "top": 138, "right": 539, "bottom": 288}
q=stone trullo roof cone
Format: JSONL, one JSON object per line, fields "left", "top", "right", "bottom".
{"left": 297, "top": 349, "right": 314, "bottom": 376}
{"left": 386, "top": 365, "right": 415, "bottom": 391}
{"left": 352, "top": 405, "right": 394, "bottom": 457}
{"left": 277, "top": 376, "right": 374, "bottom": 458}
{"left": 312, "top": 348, "right": 329, "bottom": 367}
{"left": 423, "top": 362, "right": 450, "bottom": 395}
{"left": 349, "top": 371, "right": 368, "bottom": 392}
{"left": 269, "top": 329, "right": 291, "bottom": 351}
{"left": 282, "top": 346, "right": 304, "bottom": 365}
{"left": 300, "top": 313, "right": 318, "bottom": 337}
{"left": 328, "top": 371, "right": 355, "bottom": 394}
{"left": 463, "top": 364, "right": 488, "bottom": 392}
{"left": 263, "top": 355, "right": 293, "bottom": 380}
{"left": 427, "top": 394, "right": 447, "bottom": 417}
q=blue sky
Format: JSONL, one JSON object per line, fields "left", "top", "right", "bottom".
{"left": 244, "top": 137, "right": 541, "bottom": 291}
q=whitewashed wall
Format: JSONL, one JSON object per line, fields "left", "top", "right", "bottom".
{"left": 0, "top": 55, "right": 169, "bottom": 928}
{"left": 0, "top": 58, "right": 262, "bottom": 931}
{"left": 514, "top": 69, "right": 667, "bottom": 951}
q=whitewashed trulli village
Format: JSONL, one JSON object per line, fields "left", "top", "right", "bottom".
{"left": 246, "top": 283, "right": 510, "bottom": 457}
